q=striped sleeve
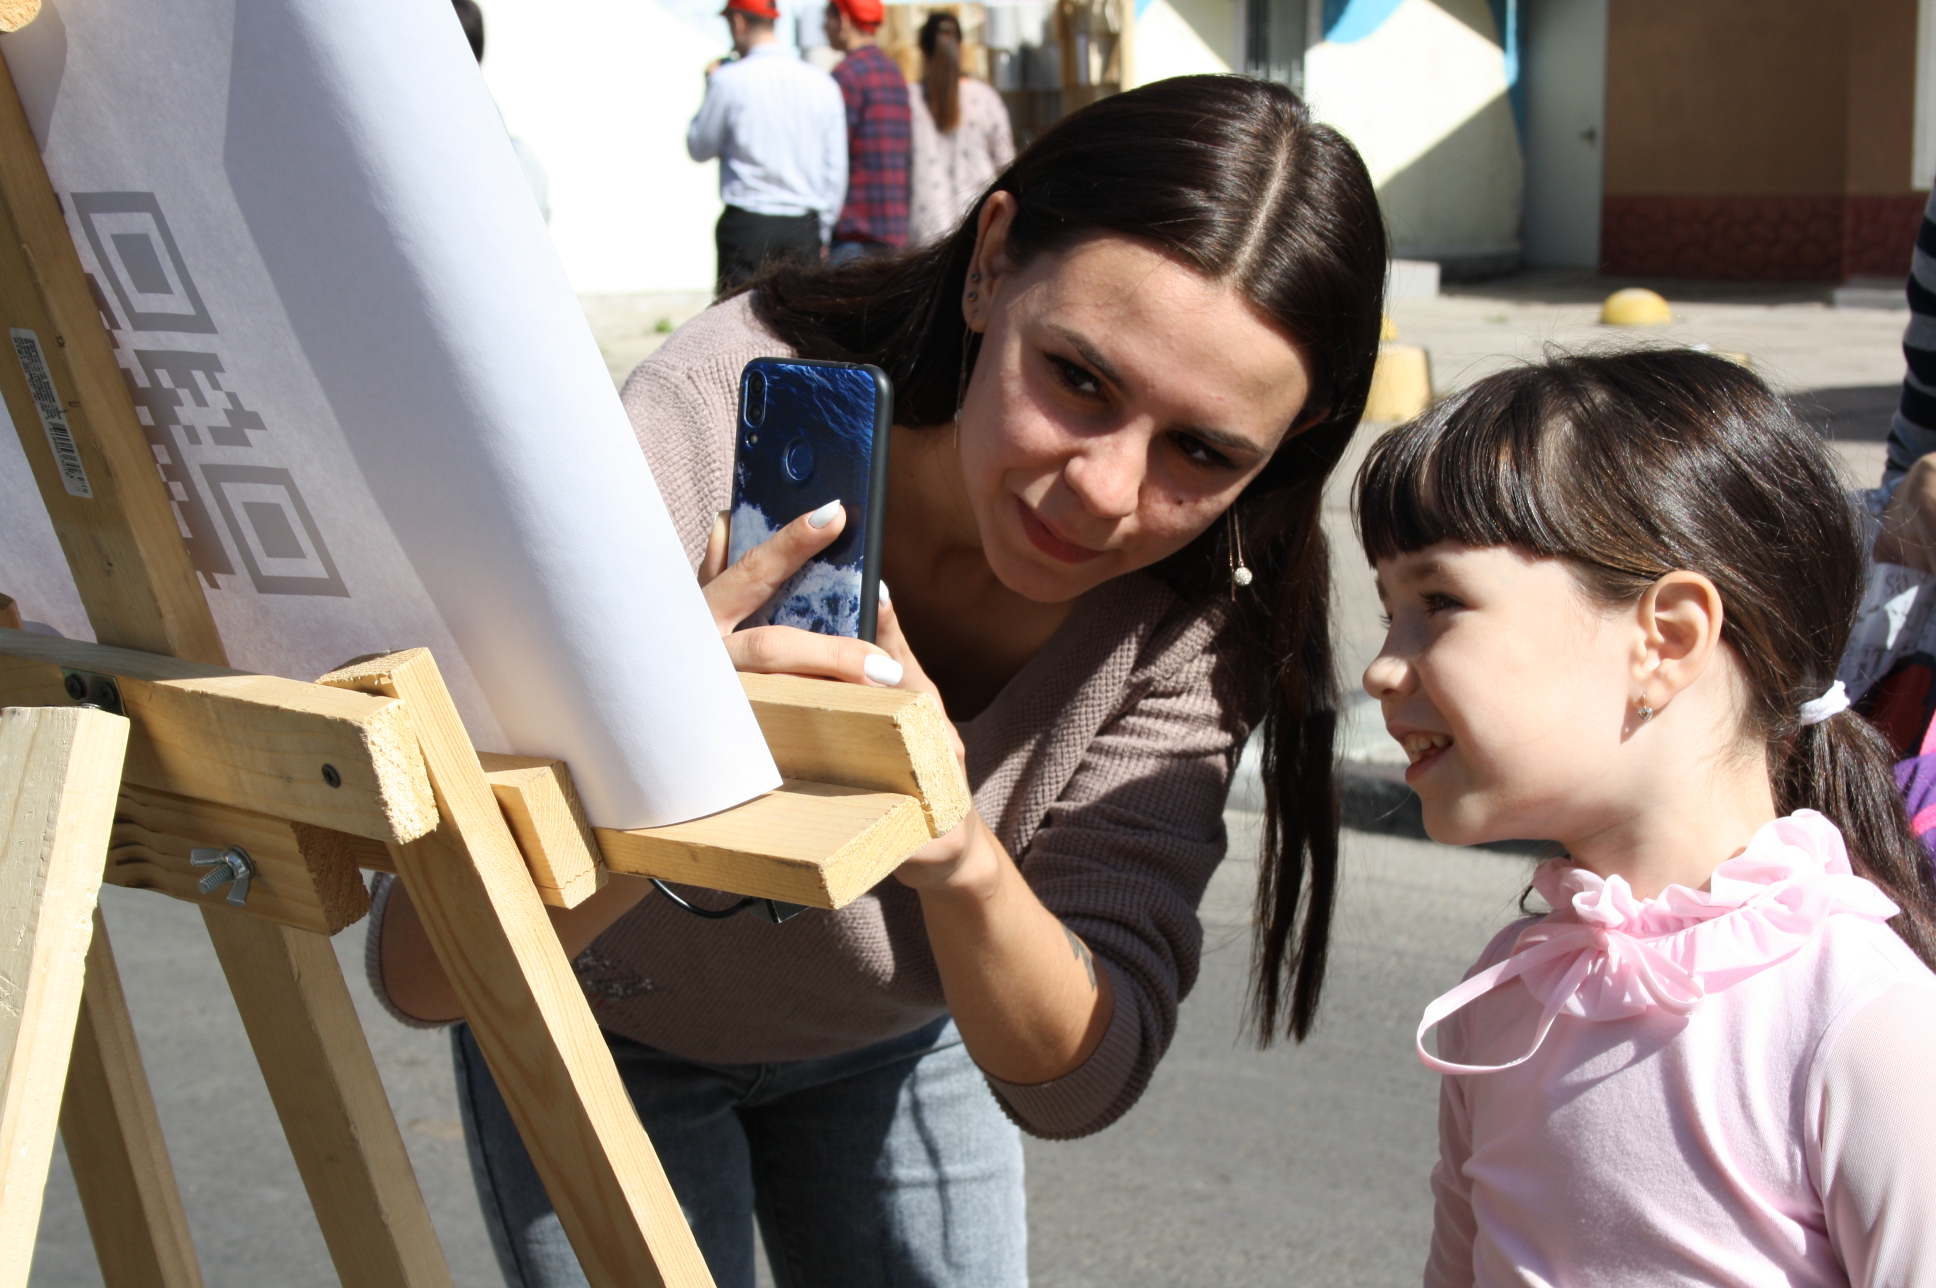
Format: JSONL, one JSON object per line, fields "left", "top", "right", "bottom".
{"left": 1885, "top": 184, "right": 1936, "bottom": 490}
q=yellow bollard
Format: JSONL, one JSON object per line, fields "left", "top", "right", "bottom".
{"left": 1365, "top": 343, "right": 1433, "bottom": 422}
{"left": 1601, "top": 288, "right": 1672, "bottom": 327}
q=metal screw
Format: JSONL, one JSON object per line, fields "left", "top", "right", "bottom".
{"left": 321, "top": 764, "right": 341, "bottom": 788}
{"left": 190, "top": 846, "right": 257, "bottom": 907}
{"left": 60, "top": 670, "right": 124, "bottom": 715}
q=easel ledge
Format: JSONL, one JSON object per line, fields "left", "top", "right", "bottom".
{"left": 0, "top": 628, "right": 969, "bottom": 919}
{"left": 0, "top": 629, "right": 966, "bottom": 1288}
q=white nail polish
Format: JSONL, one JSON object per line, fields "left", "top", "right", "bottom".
{"left": 807, "top": 500, "right": 842, "bottom": 529}
{"left": 877, "top": 580, "right": 891, "bottom": 604}
{"left": 863, "top": 654, "right": 904, "bottom": 686}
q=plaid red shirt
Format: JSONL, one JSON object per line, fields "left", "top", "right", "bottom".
{"left": 832, "top": 45, "right": 910, "bottom": 248}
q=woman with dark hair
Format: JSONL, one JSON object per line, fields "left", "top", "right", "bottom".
{"left": 372, "top": 74, "right": 1386, "bottom": 1288}
{"left": 908, "top": 11, "right": 1014, "bottom": 246}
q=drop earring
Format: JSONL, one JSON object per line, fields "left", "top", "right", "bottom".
{"left": 1227, "top": 510, "right": 1253, "bottom": 594}
{"left": 1636, "top": 697, "right": 1654, "bottom": 723}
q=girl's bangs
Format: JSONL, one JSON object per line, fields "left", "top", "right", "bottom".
{"left": 1355, "top": 378, "right": 1568, "bottom": 566}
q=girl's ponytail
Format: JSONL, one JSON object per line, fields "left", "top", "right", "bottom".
{"left": 1777, "top": 711, "right": 1936, "bottom": 968}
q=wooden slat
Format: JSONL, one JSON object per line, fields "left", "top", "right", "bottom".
{"left": 597, "top": 780, "right": 930, "bottom": 909}
{"left": 740, "top": 672, "right": 969, "bottom": 836}
{"left": 0, "top": 630, "right": 437, "bottom": 844}
{"left": 201, "top": 910, "right": 452, "bottom": 1288}
{"left": 0, "top": 3, "right": 40, "bottom": 36}
{"left": 108, "top": 786, "right": 370, "bottom": 935}
{"left": 286, "top": 759, "right": 609, "bottom": 909}
{"left": 0, "top": 706, "right": 126, "bottom": 1284}
{"left": 478, "top": 753, "right": 606, "bottom": 909}
{"left": 318, "top": 649, "right": 714, "bottom": 1288}
{"left": 61, "top": 913, "right": 204, "bottom": 1288}
{"left": 0, "top": 49, "right": 226, "bottom": 665}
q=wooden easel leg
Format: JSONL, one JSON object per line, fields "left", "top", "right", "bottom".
{"left": 322, "top": 652, "right": 715, "bottom": 1288}
{"left": 60, "top": 912, "right": 203, "bottom": 1288}
{"left": 0, "top": 706, "right": 127, "bottom": 1288}
{"left": 200, "top": 909, "right": 453, "bottom": 1288}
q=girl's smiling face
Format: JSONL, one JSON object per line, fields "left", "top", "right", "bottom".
{"left": 1363, "top": 542, "right": 1640, "bottom": 847}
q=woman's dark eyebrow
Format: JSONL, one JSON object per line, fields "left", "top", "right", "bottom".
{"left": 1045, "top": 323, "right": 1126, "bottom": 389}
{"left": 1043, "top": 324, "right": 1267, "bottom": 454}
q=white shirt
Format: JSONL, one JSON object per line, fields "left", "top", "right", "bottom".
{"left": 687, "top": 44, "right": 847, "bottom": 242}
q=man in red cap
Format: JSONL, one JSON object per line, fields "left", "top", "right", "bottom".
{"left": 823, "top": 0, "right": 911, "bottom": 262}
{"left": 688, "top": 0, "right": 848, "bottom": 292}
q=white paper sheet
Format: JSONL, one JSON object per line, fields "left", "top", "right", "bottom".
{"left": 0, "top": 0, "right": 780, "bottom": 827}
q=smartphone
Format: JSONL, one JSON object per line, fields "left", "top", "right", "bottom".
{"left": 729, "top": 357, "right": 892, "bottom": 642}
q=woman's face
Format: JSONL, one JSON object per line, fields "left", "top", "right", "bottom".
{"left": 958, "top": 219, "right": 1314, "bottom": 604}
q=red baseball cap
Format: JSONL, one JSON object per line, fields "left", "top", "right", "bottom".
{"left": 723, "top": 0, "right": 782, "bottom": 19}
{"left": 831, "top": 0, "right": 885, "bottom": 31}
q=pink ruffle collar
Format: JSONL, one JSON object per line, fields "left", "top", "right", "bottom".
{"left": 1417, "top": 810, "right": 1900, "bottom": 1075}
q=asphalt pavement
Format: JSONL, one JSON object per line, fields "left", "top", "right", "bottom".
{"left": 28, "top": 825, "right": 1529, "bottom": 1288}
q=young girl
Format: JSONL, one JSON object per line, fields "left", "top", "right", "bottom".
{"left": 1356, "top": 350, "right": 1936, "bottom": 1287}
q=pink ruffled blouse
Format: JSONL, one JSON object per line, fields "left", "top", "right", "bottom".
{"left": 1423, "top": 811, "right": 1936, "bottom": 1288}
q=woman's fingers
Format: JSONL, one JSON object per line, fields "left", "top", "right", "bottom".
{"left": 874, "top": 589, "right": 966, "bottom": 765}
{"left": 727, "top": 623, "right": 906, "bottom": 687}
{"left": 873, "top": 589, "right": 941, "bottom": 700}
{"left": 703, "top": 500, "right": 847, "bottom": 631}
{"left": 698, "top": 511, "right": 729, "bottom": 586}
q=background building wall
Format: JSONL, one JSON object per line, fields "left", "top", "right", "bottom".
{"left": 478, "top": 0, "right": 772, "bottom": 295}
{"left": 1602, "top": 0, "right": 1924, "bottom": 279}
{"left": 477, "top": 0, "right": 1528, "bottom": 293}
{"left": 1303, "top": 0, "right": 1523, "bottom": 276}
{"left": 1519, "top": 0, "right": 1605, "bottom": 268}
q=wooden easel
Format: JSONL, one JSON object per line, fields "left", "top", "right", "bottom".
{"left": 0, "top": 5, "right": 967, "bottom": 1284}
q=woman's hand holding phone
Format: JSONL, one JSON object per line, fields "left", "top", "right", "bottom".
{"left": 700, "top": 502, "right": 979, "bottom": 879}
{"left": 701, "top": 504, "right": 944, "bottom": 709}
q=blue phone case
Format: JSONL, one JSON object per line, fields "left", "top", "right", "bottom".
{"left": 729, "top": 358, "right": 892, "bottom": 641}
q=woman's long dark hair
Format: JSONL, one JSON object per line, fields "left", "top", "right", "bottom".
{"left": 744, "top": 75, "right": 1388, "bottom": 1042}
{"left": 1356, "top": 350, "right": 1936, "bottom": 967}
{"left": 919, "top": 12, "right": 961, "bottom": 133}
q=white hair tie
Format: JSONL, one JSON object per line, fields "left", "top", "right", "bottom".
{"left": 1798, "top": 681, "right": 1849, "bottom": 727}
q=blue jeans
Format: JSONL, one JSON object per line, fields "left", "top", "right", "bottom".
{"left": 452, "top": 1017, "right": 1027, "bottom": 1288}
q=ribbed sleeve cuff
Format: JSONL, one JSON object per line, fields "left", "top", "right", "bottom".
{"left": 984, "top": 960, "right": 1144, "bottom": 1141}
{"left": 364, "top": 872, "right": 457, "bottom": 1031}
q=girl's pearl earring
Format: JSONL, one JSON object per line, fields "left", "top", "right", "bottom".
{"left": 1636, "top": 698, "right": 1654, "bottom": 723}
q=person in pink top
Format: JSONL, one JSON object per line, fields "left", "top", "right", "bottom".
{"left": 1355, "top": 349, "right": 1936, "bottom": 1287}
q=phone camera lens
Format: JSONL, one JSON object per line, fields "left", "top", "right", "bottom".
{"left": 782, "top": 437, "right": 815, "bottom": 482}
{"left": 745, "top": 370, "right": 767, "bottom": 426}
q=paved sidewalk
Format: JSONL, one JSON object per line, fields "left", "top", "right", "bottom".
{"left": 30, "top": 827, "right": 1529, "bottom": 1288}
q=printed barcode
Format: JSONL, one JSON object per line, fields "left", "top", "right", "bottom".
{"left": 9, "top": 327, "right": 90, "bottom": 498}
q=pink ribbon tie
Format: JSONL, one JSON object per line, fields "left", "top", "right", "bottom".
{"left": 1417, "top": 920, "right": 1705, "bottom": 1075}
{"left": 1415, "top": 811, "right": 1902, "bottom": 1077}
